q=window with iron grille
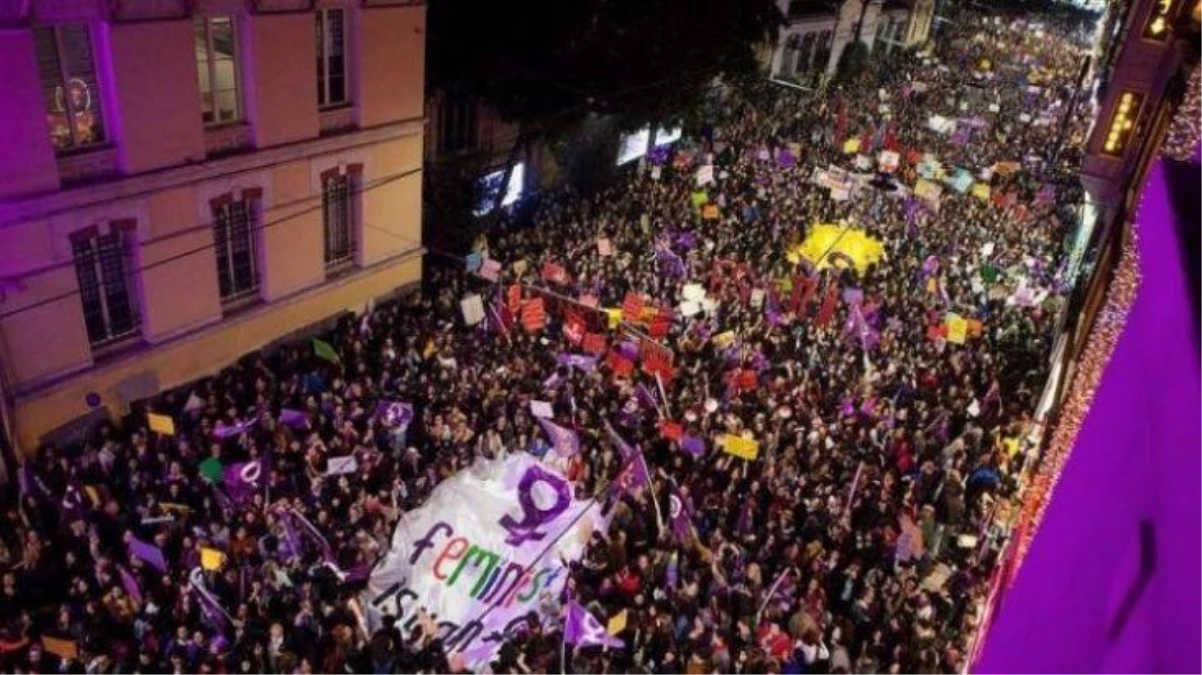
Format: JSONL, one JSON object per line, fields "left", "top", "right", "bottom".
{"left": 33, "top": 25, "right": 107, "bottom": 152}
{"left": 71, "top": 225, "right": 139, "bottom": 347}
{"left": 212, "top": 195, "right": 260, "bottom": 303}
{"left": 322, "top": 173, "right": 355, "bottom": 269}
{"left": 195, "top": 16, "right": 241, "bottom": 125}
{"left": 316, "top": 9, "right": 349, "bottom": 108}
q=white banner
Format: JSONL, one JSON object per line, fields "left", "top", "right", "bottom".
{"left": 363, "top": 455, "right": 600, "bottom": 668}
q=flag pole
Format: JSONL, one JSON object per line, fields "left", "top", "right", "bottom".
{"left": 644, "top": 455, "right": 666, "bottom": 535}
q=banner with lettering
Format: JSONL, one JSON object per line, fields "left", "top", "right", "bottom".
{"left": 363, "top": 455, "right": 601, "bottom": 668}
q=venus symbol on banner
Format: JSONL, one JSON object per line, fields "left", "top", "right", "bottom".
{"left": 498, "top": 465, "right": 573, "bottom": 545}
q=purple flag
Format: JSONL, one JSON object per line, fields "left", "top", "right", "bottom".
{"left": 375, "top": 400, "right": 415, "bottom": 428}
{"left": 609, "top": 451, "right": 651, "bottom": 497}
{"left": 286, "top": 509, "right": 334, "bottom": 563}
{"left": 223, "top": 458, "right": 265, "bottom": 504}
{"left": 675, "top": 231, "right": 697, "bottom": 251}
{"left": 214, "top": 418, "right": 257, "bottom": 440}
{"left": 279, "top": 408, "right": 310, "bottom": 429}
{"left": 557, "top": 353, "right": 598, "bottom": 372}
{"left": 537, "top": 418, "right": 580, "bottom": 459}
{"left": 604, "top": 420, "right": 637, "bottom": 460}
{"left": 921, "top": 255, "right": 940, "bottom": 278}
{"left": 634, "top": 383, "right": 659, "bottom": 413}
{"left": 128, "top": 537, "right": 167, "bottom": 573}
{"left": 564, "top": 602, "right": 624, "bottom": 648}
{"left": 119, "top": 565, "right": 143, "bottom": 605}
{"left": 669, "top": 489, "right": 693, "bottom": 541}
{"left": 617, "top": 341, "right": 639, "bottom": 362}
{"left": 680, "top": 435, "right": 706, "bottom": 458}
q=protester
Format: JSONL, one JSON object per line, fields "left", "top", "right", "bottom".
{"left": 0, "top": 7, "right": 1095, "bottom": 674}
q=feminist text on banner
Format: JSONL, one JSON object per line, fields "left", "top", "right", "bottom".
{"left": 363, "top": 455, "right": 603, "bottom": 669}
{"left": 718, "top": 434, "right": 760, "bottom": 461}
{"left": 565, "top": 601, "right": 625, "bottom": 649}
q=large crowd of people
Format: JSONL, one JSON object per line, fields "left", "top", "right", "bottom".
{"left": 1, "top": 6, "right": 1098, "bottom": 674}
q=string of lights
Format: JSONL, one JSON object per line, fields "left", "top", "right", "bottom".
{"left": 1162, "top": 64, "right": 1201, "bottom": 162}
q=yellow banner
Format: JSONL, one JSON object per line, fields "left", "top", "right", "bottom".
{"left": 842, "top": 138, "right": 862, "bottom": 154}
{"left": 719, "top": 434, "right": 760, "bottom": 461}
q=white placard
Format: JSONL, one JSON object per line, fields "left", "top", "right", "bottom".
{"left": 460, "top": 294, "right": 485, "bottom": 326}
{"left": 326, "top": 455, "right": 359, "bottom": 476}
{"left": 530, "top": 400, "right": 554, "bottom": 419}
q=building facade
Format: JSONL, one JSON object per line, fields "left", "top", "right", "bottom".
{"left": 0, "top": 0, "right": 426, "bottom": 451}
{"left": 768, "top": 0, "right": 936, "bottom": 84}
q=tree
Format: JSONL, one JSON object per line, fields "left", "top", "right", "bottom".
{"left": 428, "top": 0, "right": 784, "bottom": 205}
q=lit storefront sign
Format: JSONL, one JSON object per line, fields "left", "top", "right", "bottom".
{"left": 1142, "top": 0, "right": 1174, "bottom": 40}
{"left": 1101, "top": 90, "right": 1143, "bottom": 156}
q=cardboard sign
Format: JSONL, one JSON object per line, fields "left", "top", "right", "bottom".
{"left": 147, "top": 413, "right": 175, "bottom": 436}
{"left": 695, "top": 165, "right": 715, "bottom": 186}
{"left": 200, "top": 547, "right": 227, "bottom": 571}
{"left": 597, "top": 238, "right": 613, "bottom": 256}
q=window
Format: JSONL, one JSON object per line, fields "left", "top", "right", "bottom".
{"left": 316, "top": 9, "right": 348, "bottom": 108}
{"left": 71, "top": 224, "right": 139, "bottom": 347}
{"left": 212, "top": 193, "right": 260, "bottom": 304}
{"left": 438, "top": 96, "right": 478, "bottom": 153}
{"left": 195, "top": 17, "right": 240, "bottom": 125}
{"left": 322, "top": 172, "right": 355, "bottom": 270}
{"left": 34, "top": 25, "right": 106, "bottom": 152}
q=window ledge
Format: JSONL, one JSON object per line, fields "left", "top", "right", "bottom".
{"left": 204, "top": 123, "right": 253, "bottom": 156}
{"left": 319, "top": 106, "right": 356, "bottom": 135}
{"left": 89, "top": 331, "right": 144, "bottom": 364}
{"left": 58, "top": 146, "right": 119, "bottom": 185}
{"left": 324, "top": 258, "right": 357, "bottom": 279}
{"left": 220, "top": 289, "right": 263, "bottom": 316}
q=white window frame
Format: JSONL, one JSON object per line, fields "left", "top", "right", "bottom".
{"left": 316, "top": 8, "right": 350, "bottom": 109}
{"left": 212, "top": 193, "right": 261, "bottom": 305}
{"left": 195, "top": 16, "right": 241, "bottom": 126}
{"left": 71, "top": 224, "right": 140, "bottom": 348}
{"left": 321, "top": 169, "right": 357, "bottom": 271}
